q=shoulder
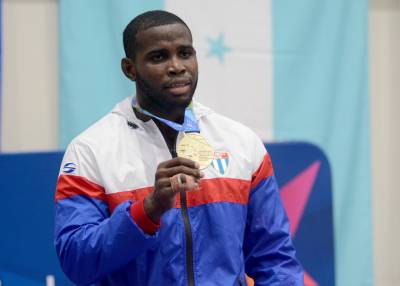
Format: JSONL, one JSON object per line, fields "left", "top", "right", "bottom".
{"left": 194, "top": 101, "right": 262, "bottom": 144}
{"left": 61, "top": 98, "right": 135, "bottom": 179}
{"left": 68, "top": 97, "right": 133, "bottom": 153}
{"left": 194, "top": 101, "right": 267, "bottom": 173}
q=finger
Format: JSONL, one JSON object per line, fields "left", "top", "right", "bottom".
{"left": 155, "top": 177, "right": 173, "bottom": 188}
{"left": 170, "top": 174, "right": 199, "bottom": 193}
{"left": 170, "top": 174, "right": 184, "bottom": 194}
{"left": 155, "top": 186, "right": 175, "bottom": 197}
{"left": 159, "top": 165, "right": 203, "bottom": 179}
{"left": 183, "top": 175, "right": 199, "bottom": 191}
{"left": 156, "top": 173, "right": 200, "bottom": 190}
{"left": 161, "top": 157, "right": 200, "bottom": 169}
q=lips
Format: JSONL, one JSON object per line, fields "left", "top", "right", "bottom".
{"left": 164, "top": 79, "right": 191, "bottom": 89}
{"left": 164, "top": 79, "right": 192, "bottom": 95}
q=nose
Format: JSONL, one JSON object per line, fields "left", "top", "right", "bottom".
{"left": 167, "top": 56, "right": 186, "bottom": 75}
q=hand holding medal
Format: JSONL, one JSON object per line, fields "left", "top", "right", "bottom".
{"left": 146, "top": 157, "right": 204, "bottom": 222}
{"left": 169, "top": 132, "right": 214, "bottom": 193}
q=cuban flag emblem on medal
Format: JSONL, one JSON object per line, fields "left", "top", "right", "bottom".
{"left": 210, "top": 151, "right": 230, "bottom": 176}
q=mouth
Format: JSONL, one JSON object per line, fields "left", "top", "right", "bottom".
{"left": 164, "top": 80, "right": 192, "bottom": 95}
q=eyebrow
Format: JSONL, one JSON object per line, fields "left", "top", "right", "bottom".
{"left": 179, "top": 44, "right": 195, "bottom": 50}
{"left": 146, "top": 48, "right": 166, "bottom": 55}
{"left": 145, "top": 44, "right": 194, "bottom": 55}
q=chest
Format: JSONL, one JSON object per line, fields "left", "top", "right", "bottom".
{"left": 97, "top": 122, "right": 253, "bottom": 200}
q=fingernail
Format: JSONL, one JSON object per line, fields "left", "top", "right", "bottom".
{"left": 200, "top": 171, "right": 205, "bottom": 177}
{"left": 195, "top": 162, "right": 200, "bottom": 169}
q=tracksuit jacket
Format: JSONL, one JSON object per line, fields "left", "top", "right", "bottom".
{"left": 54, "top": 97, "right": 304, "bottom": 285}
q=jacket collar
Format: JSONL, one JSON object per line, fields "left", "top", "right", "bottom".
{"left": 111, "top": 96, "right": 213, "bottom": 125}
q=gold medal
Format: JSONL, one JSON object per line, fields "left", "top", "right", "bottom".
{"left": 177, "top": 133, "right": 214, "bottom": 169}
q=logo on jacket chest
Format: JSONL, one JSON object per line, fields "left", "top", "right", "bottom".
{"left": 210, "top": 151, "right": 230, "bottom": 176}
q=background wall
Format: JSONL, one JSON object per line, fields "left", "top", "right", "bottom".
{"left": 2, "top": 0, "right": 58, "bottom": 152}
{"left": 369, "top": 0, "right": 400, "bottom": 285}
{"left": 1, "top": 0, "right": 399, "bottom": 285}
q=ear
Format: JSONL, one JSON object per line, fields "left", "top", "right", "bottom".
{"left": 121, "top": 57, "right": 136, "bottom": 81}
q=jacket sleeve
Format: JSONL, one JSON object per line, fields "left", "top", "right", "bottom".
{"left": 243, "top": 139, "right": 304, "bottom": 286}
{"left": 54, "top": 141, "right": 159, "bottom": 285}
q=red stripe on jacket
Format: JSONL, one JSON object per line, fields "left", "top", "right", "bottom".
{"left": 56, "top": 174, "right": 106, "bottom": 202}
{"left": 106, "top": 178, "right": 251, "bottom": 211}
{"left": 56, "top": 175, "right": 157, "bottom": 234}
{"left": 185, "top": 178, "right": 250, "bottom": 207}
{"left": 56, "top": 154, "right": 273, "bottom": 210}
{"left": 56, "top": 175, "right": 252, "bottom": 211}
{"left": 107, "top": 187, "right": 153, "bottom": 212}
{"left": 250, "top": 153, "right": 274, "bottom": 190}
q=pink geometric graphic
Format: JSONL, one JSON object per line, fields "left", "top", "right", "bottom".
{"left": 281, "top": 161, "right": 321, "bottom": 235}
{"left": 246, "top": 160, "right": 322, "bottom": 286}
{"left": 304, "top": 271, "right": 319, "bottom": 286}
{"left": 280, "top": 161, "right": 321, "bottom": 285}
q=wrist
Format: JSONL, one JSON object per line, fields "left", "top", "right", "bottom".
{"left": 130, "top": 198, "right": 160, "bottom": 234}
{"left": 144, "top": 195, "right": 164, "bottom": 223}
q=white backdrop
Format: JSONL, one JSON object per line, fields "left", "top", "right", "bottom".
{"left": 369, "top": 0, "right": 400, "bottom": 284}
{"left": 2, "top": 0, "right": 58, "bottom": 152}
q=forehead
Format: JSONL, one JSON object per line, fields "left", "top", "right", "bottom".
{"left": 135, "top": 23, "right": 193, "bottom": 52}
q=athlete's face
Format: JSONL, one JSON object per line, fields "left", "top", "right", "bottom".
{"left": 123, "top": 23, "right": 198, "bottom": 111}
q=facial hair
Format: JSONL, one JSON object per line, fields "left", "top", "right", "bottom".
{"left": 135, "top": 72, "right": 197, "bottom": 112}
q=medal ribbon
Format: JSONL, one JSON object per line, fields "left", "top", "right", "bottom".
{"left": 131, "top": 95, "right": 200, "bottom": 133}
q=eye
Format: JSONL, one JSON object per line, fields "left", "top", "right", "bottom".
{"left": 180, "top": 48, "right": 195, "bottom": 59}
{"left": 150, "top": 53, "right": 164, "bottom": 63}
{"left": 147, "top": 50, "right": 168, "bottom": 63}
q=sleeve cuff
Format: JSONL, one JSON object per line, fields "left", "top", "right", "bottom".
{"left": 130, "top": 198, "right": 160, "bottom": 234}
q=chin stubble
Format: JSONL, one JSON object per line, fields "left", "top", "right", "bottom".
{"left": 135, "top": 73, "right": 196, "bottom": 110}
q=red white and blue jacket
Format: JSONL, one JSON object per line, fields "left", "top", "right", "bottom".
{"left": 55, "top": 97, "right": 304, "bottom": 286}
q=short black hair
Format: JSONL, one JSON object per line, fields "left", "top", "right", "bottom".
{"left": 123, "top": 10, "right": 191, "bottom": 59}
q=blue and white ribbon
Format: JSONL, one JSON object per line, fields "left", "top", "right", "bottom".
{"left": 131, "top": 96, "right": 200, "bottom": 133}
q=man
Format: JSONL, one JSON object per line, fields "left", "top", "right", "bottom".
{"left": 55, "top": 10, "right": 304, "bottom": 286}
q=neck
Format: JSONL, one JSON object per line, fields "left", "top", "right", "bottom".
{"left": 137, "top": 96, "right": 186, "bottom": 124}
{"left": 154, "top": 119, "right": 179, "bottom": 145}
{"left": 132, "top": 103, "right": 180, "bottom": 151}
{"left": 150, "top": 105, "right": 185, "bottom": 123}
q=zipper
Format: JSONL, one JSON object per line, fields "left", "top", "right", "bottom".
{"left": 170, "top": 142, "right": 195, "bottom": 286}
{"left": 180, "top": 191, "right": 195, "bottom": 286}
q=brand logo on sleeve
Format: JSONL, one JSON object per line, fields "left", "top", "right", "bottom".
{"left": 63, "top": 162, "right": 77, "bottom": 174}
